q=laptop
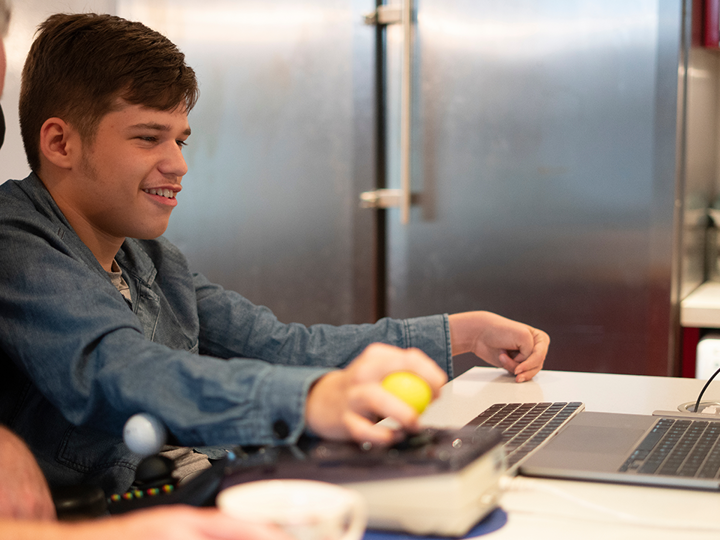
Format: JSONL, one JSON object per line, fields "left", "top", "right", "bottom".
{"left": 518, "top": 409, "right": 720, "bottom": 490}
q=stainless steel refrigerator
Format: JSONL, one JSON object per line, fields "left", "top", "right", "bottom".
{"left": 8, "top": 0, "right": 695, "bottom": 376}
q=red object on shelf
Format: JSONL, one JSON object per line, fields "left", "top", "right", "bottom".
{"left": 681, "top": 327, "right": 700, "bottom": 378}
{"left": 705, "top": 0, "right": 720, "bottom": 48}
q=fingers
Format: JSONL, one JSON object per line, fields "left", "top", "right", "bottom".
{"left": 513, "top": 327, "right": 550, "bottom": 381}
{"left": 496, "top": 349, "right": 523, "bottom": 374}
{"left": 502, "top": 327, "right": 550, "bottom": 382}
{"left": 92, "top": 506, "right": 296, "bottom": 540}
{"left": 185, "top": 507, "right": 295, "bottom": 540}
{"left": 343, "top": 411, "right": 400, "bottom": 446}
{"left": 351, "top": 343, "right": 447, "bottom": 397}
{"left": 304, "top": 344, "right": 445, "bottom": 444}
{"left": 346, "top": 382, "right": 422, "bottom": 443}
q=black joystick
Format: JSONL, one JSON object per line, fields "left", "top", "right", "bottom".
{"left": 53, "top": 412, "right": 170, "bottom": 520}
{"left": 133, "top": 454, "right": 175, "bottom": 489}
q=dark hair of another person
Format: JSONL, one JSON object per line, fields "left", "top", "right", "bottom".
{"left": 0, "top": 0, "right": 10, "bottom": 37}
{"left": 19, "top": 12, "right": 199, "bottom": 172}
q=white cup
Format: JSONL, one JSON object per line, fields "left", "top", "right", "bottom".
{"left": 217, "top": 480, "right": 368, "bottom": 540}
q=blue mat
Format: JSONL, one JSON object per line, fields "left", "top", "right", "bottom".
{"left": 363, "top": 507, "right": 508, "bottom": 540}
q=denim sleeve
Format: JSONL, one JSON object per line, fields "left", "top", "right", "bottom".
{"left": 0, "top": 261, "right": 329, "bottom": 447}
{"left": 0, "top": 214, "right": 452, "bottom": 449}
{"left": 192, "top": 273, "right": 453, "bottom": 443}
{"left": 193, "top": 272, "right": 452, "bottom": 375}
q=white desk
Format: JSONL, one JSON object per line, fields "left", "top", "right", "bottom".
{"left": 420, "top": 367, "right": 720, "bottom": 540}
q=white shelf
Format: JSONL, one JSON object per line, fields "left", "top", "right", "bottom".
{"left": 681, "top": 282, "right": 720, "bottom": 328}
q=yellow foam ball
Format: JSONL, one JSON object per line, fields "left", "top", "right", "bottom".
{"left": 382, "top": 371, "right": 432, "bottom": 414}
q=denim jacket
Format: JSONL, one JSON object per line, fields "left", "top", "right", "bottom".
{"left": 0, "top": 173, "right": 453, "bottom": 494}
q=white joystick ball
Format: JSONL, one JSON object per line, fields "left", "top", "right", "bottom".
{"left": 123, "top": 413, "right": 167, "bottom": 456}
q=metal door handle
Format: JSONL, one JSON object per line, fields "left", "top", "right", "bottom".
{"left": 362, "top": 1, "right": 413, "bottom": 224}
{"left": 359, "top": 188, "right": 402, "bottom": 209}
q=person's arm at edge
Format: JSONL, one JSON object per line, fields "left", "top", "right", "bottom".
{"left": 0, "top": 426, "right": 55, "bottom": 521}
{"left": 0, "top": 506, "right": 291, "bottom": 540}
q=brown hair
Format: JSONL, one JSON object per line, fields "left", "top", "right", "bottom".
{"left": 19, "top": 13, "right": 199, "bottom": 172}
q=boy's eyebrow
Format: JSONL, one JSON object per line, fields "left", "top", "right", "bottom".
{"left": 128, "top": 122, "right": 191, "bottom": 136}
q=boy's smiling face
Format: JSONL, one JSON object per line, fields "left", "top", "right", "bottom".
{"left": 60, "top": 100, "right": 191, "bottom": 248}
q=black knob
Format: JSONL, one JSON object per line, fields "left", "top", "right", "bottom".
{"left": 133, "top": 455, "right": 175, "bottom": 488}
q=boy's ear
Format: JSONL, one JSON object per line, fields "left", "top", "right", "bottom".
{"left": 39, "top": 118, "right": 80, "bottom": 170}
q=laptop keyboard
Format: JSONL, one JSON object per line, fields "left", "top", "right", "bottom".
{"left": 465, "top": 402, "right": 585, "bottom": 471}
{"left": 619, "top": 418, "right": 720, "bottom": 478}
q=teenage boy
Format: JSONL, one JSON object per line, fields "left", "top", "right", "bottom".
{"left": 0, "top": 5, "right": 299, "bottom": 539}
{"left": 0, "top": 12, "right": 549, "bottom": 496}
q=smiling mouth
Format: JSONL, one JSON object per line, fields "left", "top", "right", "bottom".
{"left": 143, "top": 188, "right": 176, "bottom": 199}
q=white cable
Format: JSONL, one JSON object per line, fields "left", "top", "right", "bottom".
{"left": 500, "top": 476, "right": 720, "bottom": 533}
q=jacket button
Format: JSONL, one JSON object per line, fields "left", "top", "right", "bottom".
{"left": 273, "top": 419, "right": 290, "bottom": 440}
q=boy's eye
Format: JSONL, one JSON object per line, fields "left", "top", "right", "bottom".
{"left": 176, "top": 140, "right": 188, "bottom": 148}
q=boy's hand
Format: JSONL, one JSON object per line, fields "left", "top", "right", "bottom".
{"left": 304, "top": 343, "right": 447, "bottom": 444}
{"left": 448, "top": 311, "right": 549, "bottom": 382}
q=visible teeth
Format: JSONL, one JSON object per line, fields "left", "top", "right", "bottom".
{"left": 144, "top": 188, "right": 175, "bottom": 199}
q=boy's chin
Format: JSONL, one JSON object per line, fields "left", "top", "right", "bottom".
{"left": 135, "top": 223, "right": 170, "bottom": 240}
